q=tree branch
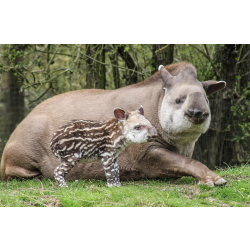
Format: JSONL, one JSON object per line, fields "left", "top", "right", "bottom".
{"left": 28, "top": 44, "right": 49, "bottom": 68}
{"left": 81, "top": 51, "right": 146, "bottom": 76}
{"left": 45, "top": 44, "right": 60, "bottom": 73}
{"left": 189, "top": 44, "right": 221, "bottom": 78}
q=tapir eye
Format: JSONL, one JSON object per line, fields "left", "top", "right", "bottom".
{"left": 175, "top": 99, "right": 181, "bottom": 104}
{"left": 134, "top": 125, "right": 141, "bottom": 130}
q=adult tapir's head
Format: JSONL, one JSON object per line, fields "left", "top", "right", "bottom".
{"left": 158, "top": 64, "right": 226, "bottom": 136}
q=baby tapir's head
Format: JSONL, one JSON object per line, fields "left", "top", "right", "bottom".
{"left": 114, "top": 105, "right": 158, "bottom": 144}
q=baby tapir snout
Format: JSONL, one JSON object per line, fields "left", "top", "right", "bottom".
{"left": 148, "top": 126, "right": 158, "bottom": 139}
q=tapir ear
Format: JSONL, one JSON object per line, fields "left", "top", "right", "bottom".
{"left": 136, "top": 105, "right": 144, "bottom": 116}
{"left": 114, "top": 108, "right": 127, "bottom": 121}
{"left": 158, "top": 65, "right": 173, "bottom": 89}
{"left": 201, "top": 80, "right": 226, "bottom": 96}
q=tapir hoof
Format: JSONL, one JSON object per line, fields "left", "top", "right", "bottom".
{"left": 198, "top": 178, "right": 227, "bottom": 187}
{"left": 214, "top": 178, "right": 227, "bottom": 185}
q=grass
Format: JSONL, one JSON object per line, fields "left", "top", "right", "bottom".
{"left": 0, "top": 164, "right": 250, "bottom": 207}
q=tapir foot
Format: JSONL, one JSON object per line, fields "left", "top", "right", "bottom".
{"left": 198, "top": 177, "right": 227, "bottom": 187}
{"left": 214, "top": 178, "right": 227, "bottom": 185}
{"left": 107, "top": 182, "right": 122, "bottom": 187}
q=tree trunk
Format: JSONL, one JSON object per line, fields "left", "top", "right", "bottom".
{"left": 85, "top": 44, "right": 98, "bottom": 89}
{"left": 0, "top": 44, "right": 26, "bottom": 155}
{"left": 152, "top": 44, "right": 174, "bottom": 73}
{"left": 96, "top": 45, "right": 106, "bottom": 89}
{"left": 85, "top": 45, "right": 106, "bottom": 89}
{"left": 107, "top": 45, "right": 120, "bottom": 89}
{"left": 117, "top": 45, "right": 138, "bottom": 85}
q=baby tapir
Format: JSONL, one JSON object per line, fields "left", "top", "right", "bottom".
{"left": 50, "top": 106, "right": 158, "bottom": 187}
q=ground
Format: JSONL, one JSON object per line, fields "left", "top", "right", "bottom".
{"left": 0, "top": 163, "right": 250, "bottom": 207}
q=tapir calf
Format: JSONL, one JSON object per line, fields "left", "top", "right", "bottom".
{"left": 50, "top": 106, "right": 158, "bottom": 187}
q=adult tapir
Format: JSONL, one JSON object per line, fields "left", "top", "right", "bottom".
{"left": 0, "top": 62, "right": 227, "bottom": 187}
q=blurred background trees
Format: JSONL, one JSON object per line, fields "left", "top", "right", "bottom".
{"left": 1, "top": 44, "right": 250, "bottom": 168}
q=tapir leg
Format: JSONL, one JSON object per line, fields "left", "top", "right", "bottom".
{"left": 0, "top": 144, "right": 42, "bottom": 181}
{"left": 54, "top": 157, "right": 80, "bottom": 187}
{"left": 4, "top": 165, "right": 41, "bottom": 180}
{"left": 101, "top": 157, "right": 121, "bottom": 187}
{"left": 124, "top": 143, "right": 227, "bottom": 187}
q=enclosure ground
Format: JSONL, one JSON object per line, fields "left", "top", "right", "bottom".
{"left": 0, "top": 164, "right": 250, "bottom": 207}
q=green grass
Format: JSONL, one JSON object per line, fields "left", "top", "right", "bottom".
{"left": 1, "top": 164, "right": 250, "bottom": 207}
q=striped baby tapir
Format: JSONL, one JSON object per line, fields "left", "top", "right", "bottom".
{"left": 50, "top": 106, "right": 158, "bottom": 187}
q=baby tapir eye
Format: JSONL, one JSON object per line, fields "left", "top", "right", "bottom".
{"left": 134, "top": 125, "right": 141, "bottom": 130}
{"left": 175, "top": 99, "right": 181, "bottom": 104}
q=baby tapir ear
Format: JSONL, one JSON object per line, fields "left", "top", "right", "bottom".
{"left": 114, "top": 108, "right": 127, "bottom": 121}
{"left": 201, "top": 80, "right": 226, "bottom": 96}
{"left": 136, "top": 105, "right": 144, "bottom": 116}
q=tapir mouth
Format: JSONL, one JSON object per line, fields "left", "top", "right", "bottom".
{"left": 147, "top": 137, "right": 157, "bottom": 142}
{"left": 147, "top": 134, "right": 158, "bottom": 142}
{"left": 147, "top": 127, "right": 158, "bottom": 141}
{"left": 185, "top": 113, "right": 209, "bottom": 125}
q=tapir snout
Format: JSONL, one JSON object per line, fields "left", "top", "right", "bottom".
{"left": 148, "top": 126, "right": 158, "bottom": 139}
{"left": 184, "top": 92, "right": 210, "bottom": 125}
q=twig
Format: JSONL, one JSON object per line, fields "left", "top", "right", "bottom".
{"left": 30, "top": 68, "right": 72, "bottom": 88}
{"left": 240, "top": 70, "right": 250, "bottom": 78}
{"left": 233, "top": 89, "right": 241, "bottom": 98}
{"left": 189, "top": 44, "right": 221, "bottom": 78}
{"left": 11, "top": 67, "right": 30, "bottom": 84}
{"left": 29, "top": 44, "right": 49, "bottom": 68}
{"left": 237, "top": 49, "right": 250, "bottom": 64}
{"left": 72, "top": 45, "right": 81, "bottom": 70}
{"left": 81, "top": 52, "right": 147, "bottom": 76}
{"left": 155, "top": 44, "right": 170, "bottom": 54}
{"left": 34, "top": 50, "right": 73, "bottom": 57}
{"left": 28, "top": 87, "right": 51, "bottom": 104}
{"left": 45, "top": 44, "right": 61, "bottom": 73}
{"left": 235, "top": 90, "right": 250, "bottom": 106}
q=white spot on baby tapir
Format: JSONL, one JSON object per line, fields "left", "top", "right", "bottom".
{"left": 75, "top": 142, "right": 82, "bottom": 149}
{"left": 51, "top": 106, "right": 157, "bottom": 188}
{"left": 101, "top": 152, "right": 113, "bottom": 157}
{"left": 67, "top": 142, "right": 75, "bottom": 151}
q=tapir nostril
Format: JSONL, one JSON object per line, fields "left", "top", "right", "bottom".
{"left": 187, "top": 109, "right": 205, "bottom": 118}
{"left": 187, "top": 109, "right": 194, "bottom": 116}
{"left": 194, "top": 110, "right": 204, "bottom": 118}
